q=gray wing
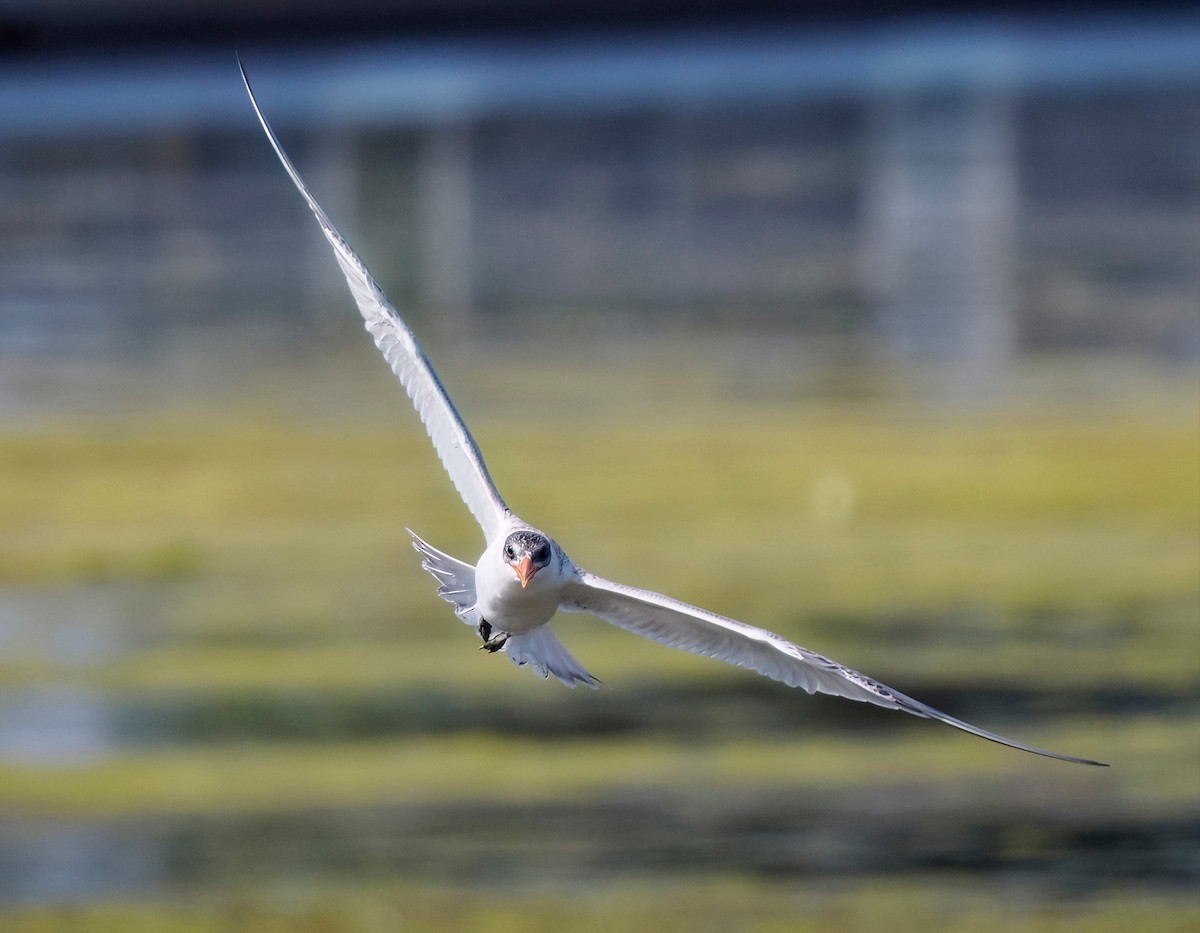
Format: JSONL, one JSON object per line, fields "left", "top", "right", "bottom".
{"left": 561, "top": 572, "right": 1107, "bottom": 767}
{"left": 240, "top": 61, "right": 511, "bottom": 544}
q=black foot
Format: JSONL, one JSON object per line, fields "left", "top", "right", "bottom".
{"left": 477, "top": 619, "right": 508, "bottom": 653}
{"left": 480, "top": 632, "right": 509, "bottom": 653}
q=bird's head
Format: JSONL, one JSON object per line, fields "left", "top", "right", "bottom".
{"left": 501, "top": 530, "right": 553, "bottom": 588}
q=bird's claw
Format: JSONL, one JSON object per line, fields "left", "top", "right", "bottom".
{"left": 477, "top": 619, "right": 508, "bottom": 652}
{"left": 479, "top": 633, "right": 509, "bottom": 653}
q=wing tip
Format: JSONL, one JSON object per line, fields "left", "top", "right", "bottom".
{"left": 1017, "top": 746, "right": 1108, "bottom": 767}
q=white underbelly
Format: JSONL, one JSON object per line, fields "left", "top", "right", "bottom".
{"left": 474, "top": 586, "right": 559, "bottom": 633}
{"left": 474, "top": 557, "right": 560, "bottom": 634}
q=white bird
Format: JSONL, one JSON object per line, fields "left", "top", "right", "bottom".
{"left": 240, "top": 62, "right": 1105, "bottom": 768}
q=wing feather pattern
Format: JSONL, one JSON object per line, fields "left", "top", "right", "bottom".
{"left": 562, "top": 572, "right": 1106, "bottom": 766}
{"left": 240, "top": 61, "right": 510, "bottom": 543}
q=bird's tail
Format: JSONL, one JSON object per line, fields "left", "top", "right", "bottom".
{"left": 504, "top": 626, "right": 603, "bottom": 689}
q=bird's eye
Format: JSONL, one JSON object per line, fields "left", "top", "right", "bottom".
{"left": 534, "top": 543, "right": 550, "bottom": 563}
{"left": 503, "top": 544, "right": 516, "bottom": 560}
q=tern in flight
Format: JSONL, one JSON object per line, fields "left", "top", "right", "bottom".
{"left": 241, "top": 63, "right": 1105, "bottom": 767}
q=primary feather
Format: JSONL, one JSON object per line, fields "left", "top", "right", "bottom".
{"left": 240, "top": 60, "right": 510, "bottom": 544}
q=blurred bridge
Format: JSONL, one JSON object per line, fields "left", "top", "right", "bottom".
{"left": 0, "top": 16, "right": 1197, "bottom": 366}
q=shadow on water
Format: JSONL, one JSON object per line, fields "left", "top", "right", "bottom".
{"left": 1, "top": 795, "right": 1197, "bottom": 904}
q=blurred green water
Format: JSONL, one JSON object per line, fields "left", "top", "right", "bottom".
{"left": 0, "top": 344, "right": 1196, "bottom": 926}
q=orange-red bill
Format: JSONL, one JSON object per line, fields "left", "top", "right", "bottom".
{"left": 514, "top": 556, "right": 536, "bottom": 588}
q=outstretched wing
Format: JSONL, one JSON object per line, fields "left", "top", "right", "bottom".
{"left": 240, "top": 60, "right": 511, "bottom": 544}
{"left": 561, "top": 572, "right": 1107, "bottom": 766}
